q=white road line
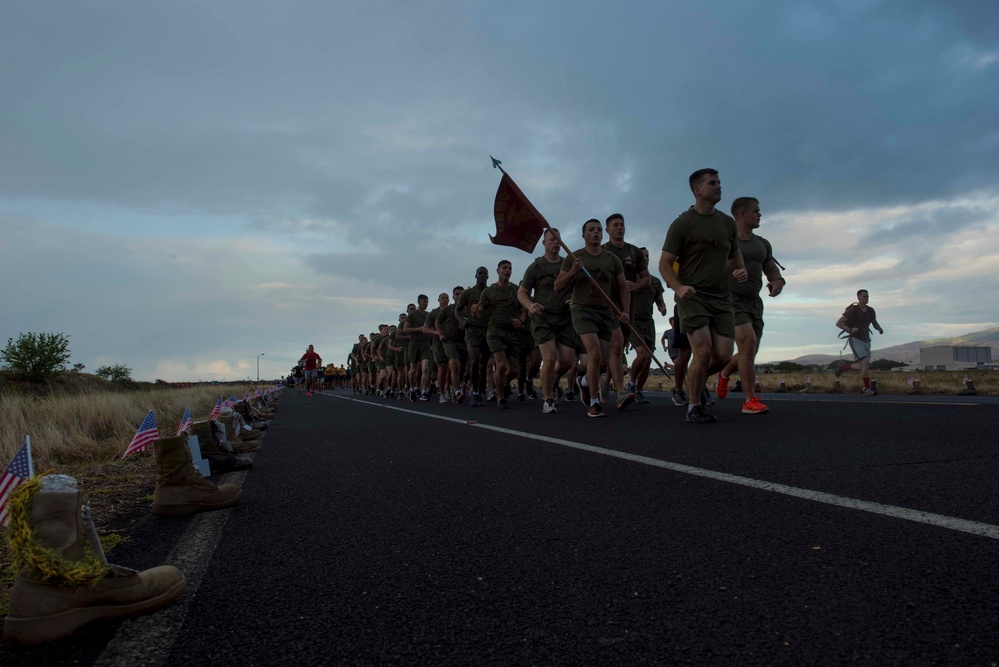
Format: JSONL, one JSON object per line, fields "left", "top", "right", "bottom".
{"left": 330, "top": 394, "right": 999, "bottom": 540}
{"left": 95, "top": 465, "right": 251, "bottom": 667}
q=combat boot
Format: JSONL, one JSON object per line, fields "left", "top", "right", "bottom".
{"left": 235, "top": 401, "right": 269, "bottom": 430}
{"left": 190, "top": 420, "right": 253, "bottom": 473}
{"left": 216, "top": 414, "right": 261, "bottom": 453}
{"left": 4, "top": 475, "right": 186, "bottom": 645}
{"left": 152, "top": 435, "right": 241, "bottom": 516}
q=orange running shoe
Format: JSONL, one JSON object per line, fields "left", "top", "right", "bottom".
{"left": 741, "top": 397, "right": 769, "bottom": 414}
{"left": 716, "top": 373, "right": 730, "bottom": 400}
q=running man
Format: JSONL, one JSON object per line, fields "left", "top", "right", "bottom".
{"left": 715, "top": 197, "right": 786, "bottom": 414}
{"left": 835, "top": 289, "right": 884, "bottom": 395}
{"left": 554, "top": 219, "right": 632, "bottom": 418}
{"left": 477, "top": 260, "right": 526, "bottom": 410}
{"left": 456, "top": 267, "right": 491, "bottom": 407}
{"left": 298, "top": 344, "right": 323, "bottom": 397}
{"left": 628, "top": 247, "right": 669, "bottom": 403}
{"left": 518, "top": 227, "right": 577, "bottom": 415}
{"left": 659, "top": 168, "right": 747, "bottom": 423}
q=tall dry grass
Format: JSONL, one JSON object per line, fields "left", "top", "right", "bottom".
{"left": 0, "top": 384, "right": 260, "bottom": 469}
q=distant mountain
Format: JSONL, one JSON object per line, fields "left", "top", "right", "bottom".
{"left": 788, "top": 326, "right": 999, "bottom": 367}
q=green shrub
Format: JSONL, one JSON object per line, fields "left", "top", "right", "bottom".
{"left": 0, "top": 332, "right": 72, "bottom": 381}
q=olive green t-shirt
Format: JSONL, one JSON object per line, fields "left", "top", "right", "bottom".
{"left": 457, "top": 285, "right": 489, "bottom": 328}
{"left": 662, "top": 207, "right": 739, "bottom": 298}
{"left": 561, "top": 248, "right": 624, "bottom": 308}
{"left": 601, "top": 240, "right": 647, "bottom": 311}
{"left": 425, "top": 307, "right": 440, "bottom": 333}
{"left": 477, "top": 282, "right": 521, "bottom": 331}
{"left": 437, "top": 304, "right": 464, "bottom": 341}
{"left": 729, "top": 234, "right": 773, "bottom": 299}
{"left": 633, "top": 275, "right": 665, "bottom": 321}
{"left": 405, "top": 309, "right": 429, "bottom": 342}
{"left": 520, "top": 256, "right": 569, "bottom": 312}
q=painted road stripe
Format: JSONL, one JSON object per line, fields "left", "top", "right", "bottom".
{"left": 330, "top": 394, "right": 999, "bottom": 541}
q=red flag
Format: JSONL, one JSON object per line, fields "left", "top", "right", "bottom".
{"left": 490, "top": 172, "right": 549, "bottom": 253}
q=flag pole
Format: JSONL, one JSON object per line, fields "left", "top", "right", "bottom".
{"left": 491, "top": 157, "right": 674, "bottom": 378}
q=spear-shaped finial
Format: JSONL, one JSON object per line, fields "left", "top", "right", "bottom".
{"left": 490, "top": 155, "right": 505, "bottom": 173}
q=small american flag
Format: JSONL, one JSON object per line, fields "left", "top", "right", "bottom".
{"left": 0, "top": 437, "right": 34, "bottom": 526}
{"left": 222, "top": 395, "right": 238, "bottom": 409}
{"left": 176, "top": 406, "right": 193, "bottom": 435}
{"left": 122, "top": 410, "right": 158, "bottom": 458}
{"left": 210, "top": 398, "right": 222, "bottom": 421}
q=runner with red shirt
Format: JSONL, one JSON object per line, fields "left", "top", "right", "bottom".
{"left": 299, "top": 345, "right": 323, "bottom": 397}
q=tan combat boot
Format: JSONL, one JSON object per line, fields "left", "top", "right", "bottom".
{"left": 216, "top": 414, "right": 262, "bottom": 453}
{"left": 190, "top": 420, "right": 253, "bottom": 473}
{"left": 152, "top": 434, "right": 241, "bottom": 516}
{"left": 4, "top": 475, "right": 186, "bottom": 645}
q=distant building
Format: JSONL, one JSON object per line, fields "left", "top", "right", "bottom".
{"left": 920, "top": 346, "right": 992, "bottom": 370}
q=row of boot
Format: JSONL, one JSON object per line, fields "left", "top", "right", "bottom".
{"left": 3, "top": 390, "right": 282, "bottom": 645}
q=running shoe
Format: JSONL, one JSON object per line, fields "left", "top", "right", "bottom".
{"left": 439, "top": 394, "right": 448, "bottom": 404}
{"left": 517, "top": 393, "right": 527, "bottom": 404}
{"left": 701, "top": 387, "right": 715, "bottom": 406}
{"left": 576, "top": 378, "right": 591, "bottom": 405}
{"left": 587, "top": 402, "right": 606, "bottom": 418}
{"left": 454, "top": 390, "right": 465, "bottom": 405}
{"left": 626, "top": 380, "right": 637, "bottom": 394}
{"left": 563, "top": 390, "right": 575, "bottom": 403}
{"left": 306, "top": 391, "right": 312, "bottom": 397}
{"left": 486, "top": 391, "right": 497, "bottom": 402}
{"left": 685, "top": 405, "right": 717, "bottom": 423}
{"left": 671, "top": 389, "right": 689, "bottom": 406}
{"left": 716, "top": 373, "right": 730, "bottom": 400}
{"left": 741, "top": 397, "right": 770, "bottom": 414}
{"left": 527, "top": 385, "right": 538, "bottom": 400}
{"left": 543, "top": 399, "right": 557, "bottom": 414}
{"left": 471, "top": 393, "right": 482, "bottom": 407}
{"left": 635, "top": 392, "right": 650, "bottom": 405}
{"left": 497, "top": 398, "right": 509, "bottom": 410}
{"left": 419, "top": 393, "right": 429, "bottom": 402}
{"left": 616, "top": 393, "right": 636, "bottom": 411}
{"left": 833, "top": 360, "right": 849, "bottom": 377}
{"left": 861, "top": 387, "right": 877, "bottom": 396}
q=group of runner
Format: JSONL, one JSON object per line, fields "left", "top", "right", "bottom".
{"left": 304, "top": 168, "right": 884, "bottom": 422}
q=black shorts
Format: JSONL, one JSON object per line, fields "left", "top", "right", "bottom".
{"left": 672, "top": 305, "right": 690, "bottom": 350}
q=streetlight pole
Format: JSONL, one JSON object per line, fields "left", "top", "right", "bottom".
{"left": 257, "top": 353, "right": 265, "bottom": 382}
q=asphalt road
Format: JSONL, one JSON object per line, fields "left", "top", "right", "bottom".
{"left": 4, "top": 388, "right": 999, "bottom": 666}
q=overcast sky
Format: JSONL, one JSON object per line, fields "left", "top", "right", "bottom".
{"left": 2, "top": 1, "right": 997, "bottom": 381}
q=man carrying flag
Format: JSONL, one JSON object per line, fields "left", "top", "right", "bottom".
{"left": 554, "top": 220, "right": 631, "bottom": 418}
{"left": 122, "top": 410, "right": 158, "bottom": 458}
{"left": 0, "top": 436, "right": 33, "bottom": 526}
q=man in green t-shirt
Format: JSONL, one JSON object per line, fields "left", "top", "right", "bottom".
{"left": 477, "top": 260, "right": 526, "bottom": 409}
{"left": 554, "top": 219, "right": 632, "bottom": 418}
{"left": 660, "top": 168, "right": 748, "bottom": 424}
{"left": 424, "top": 293, "right": 451, "bottom": 403}
{"left": 404, "top": 296, "right": 431, "bottom": 401}
{"left": 518, "top": 227, "right": 577, "bottom": 414}
{"left": 436, "top": 285, "right": 467, "bottom": 403}
{"left": 456, "top": 267, "right": 491, "bottom": 406}
{"left": 601, "top": 213, "right": 648, "bottom": 411}
{"left": 715, "top": 197, "right": 786, "bottom": 415}
{"left": 628, "top": 247, "right": 670, "bottom": 403}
